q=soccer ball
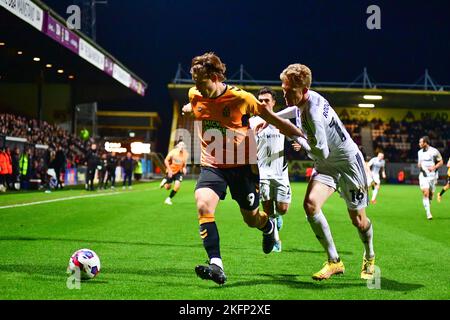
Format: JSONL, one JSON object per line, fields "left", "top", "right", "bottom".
{"left": 67, "top": 248, "right": 101, "bottom": 280}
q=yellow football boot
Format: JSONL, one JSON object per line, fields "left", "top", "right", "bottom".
{"left": 312, "top": 259, "right": 345, "bottom": 280}
{"left": 360, "top": 256, "right": 376, "bottom": 280}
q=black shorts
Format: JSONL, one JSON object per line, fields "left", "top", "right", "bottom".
{"left": 165, "top": 172, "right": 183, "bottom": 184}
{"left": 195, "top": 165, "right": 260, "bottom": 211}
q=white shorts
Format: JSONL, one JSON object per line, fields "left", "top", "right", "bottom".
{"left": 311, "top": 151, "right": 369, "bottom": 210}
{"left": 368, "top": 173, "right": 381, "bottom": 185}
{"left": 260, "top": 178, "right": 291, "bottom": 204}
{"left": 419, "top": 173, "right": 438, "bottom": 192}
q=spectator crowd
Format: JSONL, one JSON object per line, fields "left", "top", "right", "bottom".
{"left": 1, "top": 113, "right": 144, "bottom": 193}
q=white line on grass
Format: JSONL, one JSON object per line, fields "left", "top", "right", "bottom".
{"left": 0, "top": 187, "right": 159, "bottom": 210}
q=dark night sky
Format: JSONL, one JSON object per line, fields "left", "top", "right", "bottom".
{"left": 42, "top": 0, "right": 450, "bottom": 149}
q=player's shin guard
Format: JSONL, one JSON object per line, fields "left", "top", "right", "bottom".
{"left": 307, "top": 210, "right": 339, "bottom": 262}
{"left": 199, "top": 214, "right": 221, "bottom": 264}
{"left": 358, "top": 218, "right": 375, "bottom": 259}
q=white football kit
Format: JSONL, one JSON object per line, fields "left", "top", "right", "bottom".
{"left": 367, "top": 157, "right": 385, "bottom": 185}
{"left": 249, "top": 116, "right": 291, "bottom": 204}
{"left": 418, "top": 146, "right": 442, "bottom": 191}
{"left": 277, "top": 90, "right": 368, "bottom": 210}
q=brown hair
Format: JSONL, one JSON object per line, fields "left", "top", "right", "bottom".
{"left": 280, "top": 64, "right": 312, "bottom": 88}
{"left": 257, "top": 86, "right": 277, "bottom": 100}
{"left": 191, "top": 52, "right": 226, "bottom": 81}
{"left": 420, "top": 136, "right": 430, "bottom": 145}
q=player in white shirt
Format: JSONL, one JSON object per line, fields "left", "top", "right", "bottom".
{"left": 276, "top": 64, "right": 375, "bottom": 281}
{"left": 249, "top": 87, "right": 291, "bottom": 253}
{"left": 367, "top": 152, "right": 386, "bottom": 204}
{"left": 417, "top": 136, "right": 443, "bottom": 220}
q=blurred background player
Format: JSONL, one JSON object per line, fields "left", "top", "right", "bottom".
{"left": 121, "top": 152, "right": 134, "bottom": 190}
{"left": 133, "top": 156, "right": 143, "bottom": 182}
{"left": 97, "top": 153, "right": 108, "bottom": 190}
{"left": 53, "top": 144, "right": 66, "bottom": 190}
{"left": 417, "top": 136, "right": 443, "bottom": 220}
{"left": 437, "top": 157, "right": 450, "bottom": 203}
{"left": 275, "top": 63, "right": 375, "bottom": 281}
{"left": 367, "top": 152, "right": 386, "bottom": 204}
{"left": 249, "top": 87, "right": 291, "bottom": 252}
{"left": 160, "top": 141, "right": 189, "bottom": 205}
{"left": 184, "top": 52, "right": 303, "bottom": 285}
{"left": 105, "top": 152, "right": 118, "bottom": 189}
{"left": 85, "top": 143, "right": 100, "bottom": 191}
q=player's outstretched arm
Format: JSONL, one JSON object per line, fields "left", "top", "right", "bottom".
{"left": 259, "top": 105, "right": 305, "bottom": 139}
{"left": 276, "top": 106, "right": 298, "bottom": 120}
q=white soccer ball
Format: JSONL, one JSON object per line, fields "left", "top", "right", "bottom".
{"left": 67, "top": 248, "right": 101, "bottom": 280}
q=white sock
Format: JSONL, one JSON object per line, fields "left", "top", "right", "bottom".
{"left": 422, "top": 197, "right": 431, "bottom": 215}
{"left": 358, "top": 218, "right": 375, "bottom": 259}
{"left": 307, "top": 211, "right": 339, "bottom": 261}
{"left": 210, "top": 258, "right": 223, "bottom": 270}
{"left": 273, "top": 218, "right": 280, "bottom": 242}
{"left": 371, "top": 188, "right": 378, "bottom": 201}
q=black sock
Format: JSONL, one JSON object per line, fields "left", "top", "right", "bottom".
{"left": 169, "top": 190, "right": 177, "bottom": 198}
{"left": 440, "top": 189, "right": 446, "bottom": 196}
{"left": 259, "top": 218, "right": 274, "bottom": 234}
{"left": 200, "top": 222, "right": 220, "bottom": 260}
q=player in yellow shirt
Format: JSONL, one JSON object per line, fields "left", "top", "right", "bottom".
{"left": 437, "top": 157, "right": 450, "bottom": 203}
{"left": 183, "top": 52, "right": 304, "bottom": 285}
{"left": 160, "top": 141, "right": 189, "bottom": 205}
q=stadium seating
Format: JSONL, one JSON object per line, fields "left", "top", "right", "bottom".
{"left": 1, "top": 112, "right": 89, "bottom": 168}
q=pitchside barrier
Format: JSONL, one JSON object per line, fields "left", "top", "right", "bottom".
{"left": 64, "top": 159, "right": 154, "bottom": 186}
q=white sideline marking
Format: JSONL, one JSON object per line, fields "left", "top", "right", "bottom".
{"left": 0, "top": 187, "right": 159, "bottom": 210}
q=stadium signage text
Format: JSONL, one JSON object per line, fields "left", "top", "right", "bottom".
{"left": 113, "top": 63, "right": 132, "bottom": 88}
{"left": 0, "top": 0, "right": 44, "bottom": 31}
{"left": 1, "top": 0, "right": 146, "bottom": 96}
{"left": 79, "top": 38, "right": 105, "bottom": 71}
{"left": 46, "top": 15, "right": 79, "bottom": 53}
{"left": 104, "top": 142, "right": 127, "bottom": 153}
{"left": 130, "top": 142, "right": 151, "bottom": 155}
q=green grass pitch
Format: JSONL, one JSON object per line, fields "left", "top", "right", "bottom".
{"left": 0, "top": 180, "right": 449, "bottom": 300}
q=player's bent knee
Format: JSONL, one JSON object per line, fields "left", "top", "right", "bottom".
{"left": 276, "top": 204, "right": 289, "bottom": 215}
{"left": 303, "top": 199, "right": 317, "bottom": 216}
{"left": 351, "top": 217, "right": 366, "bottom": 230}
{"left": 196, "top": 200, "right": 212, "bottom": 215}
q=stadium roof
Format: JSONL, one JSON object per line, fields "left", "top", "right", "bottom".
{"left": 169, "top": 64, "right": 450, "bottom": 110}
{"left": 0, "top": 0, "right": 147, "bottom": 102}
{"left": 168, "top": 83, "right": 450, "bottom": 110}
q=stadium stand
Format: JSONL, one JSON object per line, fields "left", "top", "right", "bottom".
{"left": 0, "top": 0, "right": 158, "bottom": 192}
{"left": 1, "top": 113, "right": 88, "bottom": 163}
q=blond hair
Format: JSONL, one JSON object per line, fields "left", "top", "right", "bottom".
{"left": 190, "top": 52, "right": 226, "bottom": 81}
{"left": 280, "top": 64, "right": 312, "bottom": 88}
